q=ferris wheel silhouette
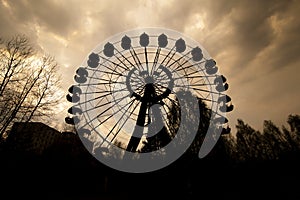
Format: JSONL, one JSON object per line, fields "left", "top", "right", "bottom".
{"left": 65, "top": 28, "right": 233, "bottom": 172}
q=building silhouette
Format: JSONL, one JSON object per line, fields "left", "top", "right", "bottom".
{"left": 5, "top": 122, "right": 61, "bottom": 155}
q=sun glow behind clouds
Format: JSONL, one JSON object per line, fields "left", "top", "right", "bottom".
{"left": 1, "top": 0, "right": 9, "bottom": 8}
{"left": 185, "top": 13, "right": 206, "bottom": 32}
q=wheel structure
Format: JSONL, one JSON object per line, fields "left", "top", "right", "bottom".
{"left": 65, "top": 28, "right": 233, "bottom": 172}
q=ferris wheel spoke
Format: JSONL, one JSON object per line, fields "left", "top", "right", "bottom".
{"left": 172, "top": 59, "right": 191, "bottom": 73}
{"left": 195, "top": 86, "right": 215, "bottom": 100}
{"left": 154, "top": 82, "right": 169, "bottom": 89}
{"left": 154, "top": 73, "right": 169, "bottom": 81}
{"left": 194, "top": 89, "right": 213, "bottom": 100}
{"left": 154, "top": 83, "right": 175, "bottom": 93}
{"left": 109, "top": 99, "right": 141, "bottom": 144}
{"left": 144, "top": 47, "right": 150, "bottom": 75}
{"left": 83, "top": 88, "right": 126, "bottom": 95}
{"left": 159, "top": 46, "right": 176, "bottom": 67}
{"left": 134, "top": 85, "right": 146, "bottom": 96}
{"left": 199, "top": 98, "right": 217, "bottom": 104}
{"left": 178, "top": 65, "right": 206, "bottom": 78}
{"left": 101, "top": 99, "right": 138, "bottom": 121}
{"left": 130, "top": 83, "right": 143, "bottom": 90}
{"left": 164, "top": 50, "right": 177, "bottom": 68}
{"left": 183, "top": 70, "right": 199, "bottom": 78}
{"left": 99, "top": 99, "right": 137, "bottom": 145}
{"left": 97, "top": 103, "right": 138, "bottom": 120}
{"left": 154, "top": 85, "right": 170, "bottom": 96}
{"left": 129, "top": 79, "right": 144, "bottom": 84}
{"left": 130, "top": 75, "right": 145, "bottom": 85}
{"left": 153, "top": 85, "right": 180, "bottom": 109}
{"left": 190, "top": 87, "right": 221, "bottom": 95}
{"left": 87, "top": 76, "right": 126, "bottom": 85}
{"left": 155, "top": 82, "right": 170, "bottom": 89}
{"left": 113, "top": 52, "right": 132, "bottom": 71}
{"left": 175, "top": 83, "right": 214, "bottom": 87}
{"left": 175, "top": 75, "right": 215, "bottom": 80}
{"left": 130, "top": 47, "right": 142, "bottom": 66}
{"left": 79, "top": 95, "right": 132, "bottom": 130}
{"left": 154, "top": 83, "right": 215, "bottom": 108}
{"left": 76, "top": 92, "right": 113, "bottom": 106}
{"left": 151, "top": 47, "right": 161, "bottom": 75}
{"left": 87, "top": 67, "right": 126, "bottom": 77}
{"left": 114, "top": 48, "right": 145, "bottom": 83}
{"left": 125, "top": 84, "right": 146, "bottom": 98}
{"left": 172, "top": 58, "right": 206, "bottom": 74}
{"left": 78, "top": 81, "right": 126, "bottom": 87}
{"left": 83, "top": 94, "right": 130, "bottom": 113}
{"left": 75, "top": 81, "right": 119, "bottom": 87}
{"left": 85, "top": 101, "right": 138, "bottom": 144}
{"left": 166, "top": 51, "right": 191, "bottom": 70}
{"left": 99, "top": 55, "right": 129, "bottom": 72}
{"left": 172, "top": 61, "right": 200, "bottom": 75}
{"left": 114, "top": 51, "right": 144, "bottom": 81}
{"left": 129, "top": 80, "right": 146, "bottom": 89}
{"left": 129, "top": 48, "right": 144, "bottom": 72}
{"left": 130, "top": 78, "right": 145, "bottom": 85}
{"left": 99, "top": 60, "right": 124, "bottom": 75}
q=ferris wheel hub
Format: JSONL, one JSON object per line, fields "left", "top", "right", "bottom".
{"left": 144, "top": 76, "right": 154, "bottom": 84}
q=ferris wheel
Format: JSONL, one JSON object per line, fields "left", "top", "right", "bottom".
{"left": 65, "top": 28, "right": 233, "bottom": 172}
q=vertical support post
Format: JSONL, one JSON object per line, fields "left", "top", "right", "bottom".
{"left": 126, "top": 83, "right": 155, "bottom": 152}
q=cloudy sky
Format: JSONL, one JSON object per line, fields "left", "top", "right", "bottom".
{"left": 1, "top": 0, "right": 299, "bottom": 132}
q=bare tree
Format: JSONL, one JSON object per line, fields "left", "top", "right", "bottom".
{"left": 0, "top": 35, "right": 61, "bottom": 139}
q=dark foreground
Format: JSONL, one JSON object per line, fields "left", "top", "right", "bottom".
{"left": 1, "top": 150, "right": 300, "bottom": 200}
{"left": 1, "top": 122, "right": 300, "bottom": 199}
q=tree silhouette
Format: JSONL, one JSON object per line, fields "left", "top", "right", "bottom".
{"left": 287, "top": 114, "right": 300, "bottom": 133}
{"left": 140, "top": 90, "right": 218, "bottom": 158}
{"left": 229, "top": 115, "right": 300, "bottom": 162}
{"left": 0, "top": 35, "right": 61, "bottom": 139}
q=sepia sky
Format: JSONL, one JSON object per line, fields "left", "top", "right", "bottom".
{"left": 1, "top": 0, "right": 300, "bottom": 132}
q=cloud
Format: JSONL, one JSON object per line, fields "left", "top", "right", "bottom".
{"left": 2, "top": 0, "right": 83, "bottom": 36}
{"left": 0, "top": 0, "right": 299, "bottom": 131}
